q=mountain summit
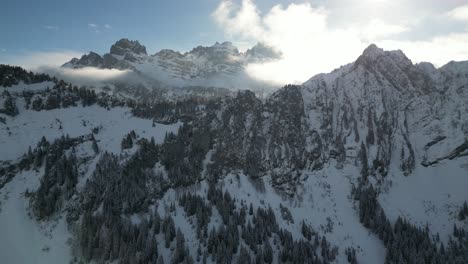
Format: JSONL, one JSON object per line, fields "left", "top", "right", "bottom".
{"left": 110, "top": 38, "right": 147, "bottom": 56}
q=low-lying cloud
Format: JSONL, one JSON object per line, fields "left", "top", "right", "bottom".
{"left": 39, "top": 66, "right": 132, "bottom": 86}
{"left": 213, "top": 0, "right": 468, "bottom": 85}
{"left": 1, "top": 50, "right": 131, "bottom": 85}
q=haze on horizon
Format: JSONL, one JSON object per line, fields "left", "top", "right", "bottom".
{"left": 1, "top": 0, "right": 468, "bottom": 85}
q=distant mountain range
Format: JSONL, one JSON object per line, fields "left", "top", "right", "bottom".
{"left": 63, "top": 38, "right": 281, "bottom": 90}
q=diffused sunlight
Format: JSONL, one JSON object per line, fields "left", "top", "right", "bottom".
{"left": 213, "top": 0, "right": 468, "bottom": 85}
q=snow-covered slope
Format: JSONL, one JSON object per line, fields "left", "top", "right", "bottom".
{"left": 300, "top": 43, "right": 468, "bottom": 243}
{"left": 0, "top": 80, "right": 181, "bottom": 264}
{"left": 1, "top": 42, "right": 468, "bottom": 264}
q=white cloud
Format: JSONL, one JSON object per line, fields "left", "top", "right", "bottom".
{"left": 44, "top": 25, "right": 59, "bottom": 31}
{"left": 1, "top": 50, "right": 131, "bottom": 85}
{"left": 88, "top": 23, "right": 100, "bottom": 33}
{"left": 213, "top": 1, "right": 368, "bottom": 84}
{"left": 359, "top": 19, "right": 408, "bottom": 41}
{"left": 59, "top": 67, "right": 129, "bottom": 80}
{"left": 0, "top": 48, "right": 6, "bottom": 52}
{"left": 1, "top": 50, "right": 83, "bottom": 69}
{"left": 42, "top": 67, "right": 131, "bottom": 84}
{"left": 213, "top": 0, "right": 468, "bottom": 85}
{"left": 104, "top": 24, "right": 112, "bottom": 29}
{"left": 213, "top": 0, "right": 264, "bottom": 41}
{"left": 447, "top": 5, "right": 468, "bottom": 21}
{"left": 379, "top": 32, "right": 468, "bottom": 67}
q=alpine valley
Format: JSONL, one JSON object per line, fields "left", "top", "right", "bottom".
{"left": 0, "top": 39, "right": 467, "bottom": 264}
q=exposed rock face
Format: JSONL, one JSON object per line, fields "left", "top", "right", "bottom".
{"left": 153, "top": 41, "right": 244, "bottom": 80}
{"left": 186, "top": 44, "right": 468, "bottom": 193}
{"left": 64, "top": 52, "right": 104, "bottom": 68}
{"left": 110, "top": 38, "right": 147, "bottom": 56}
{"left": 196, "top": 85, "right": 318, "bottom": 192}
{"left": 310, "top": 45, "right": 468, "bottom": 176}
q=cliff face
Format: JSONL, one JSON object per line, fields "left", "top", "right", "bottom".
{"left": 193, "top": 44, "right": 468, "bottom": 193}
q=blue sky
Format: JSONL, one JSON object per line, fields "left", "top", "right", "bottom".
{"left": 1, "top": 0, "right": 468, "bottom": 83}
{"left": 1, "top": 0, "right": 225, "bottom": 55}
{"left": 0, "top": 0, "right": 298, "bottom": 55}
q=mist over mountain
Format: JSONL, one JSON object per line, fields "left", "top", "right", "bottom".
{"left": 61, "top": 39, "right": 282, "bottom": 92}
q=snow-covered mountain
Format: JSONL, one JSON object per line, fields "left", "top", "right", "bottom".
{"left": 63, "top": 39, "right": 281, "bottom": 90}
{"left": 1, "top": 44, "right": 467, "bottom": 264}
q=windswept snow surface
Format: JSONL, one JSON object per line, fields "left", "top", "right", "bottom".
{"left": 0, "top": 169, "right": 72, "bottom": 264}
{"left": 0, "top": 104, "right": 181, "bottom": 161}
{"left": 379, "top": 159, "right": 468, "bottom": 242}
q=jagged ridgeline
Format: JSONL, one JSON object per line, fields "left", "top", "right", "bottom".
{"left": 1, "top": 41, "right": 468, "bottom": 264}
{"left": 63, "top": 38, "right": 281, "bottom": 91}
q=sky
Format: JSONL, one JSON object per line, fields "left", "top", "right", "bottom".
{"left": 1, "top": 0, "right": 468, "bottom": 84}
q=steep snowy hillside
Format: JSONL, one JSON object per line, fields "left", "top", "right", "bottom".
{"left": 63, "top": 39, "right": 280, "bottom": 91}
{"left": 1, "top": 41, "right": 467, "bottom": 264}
{"left": 0, "top": 75, "right": 181, "bottom": 263}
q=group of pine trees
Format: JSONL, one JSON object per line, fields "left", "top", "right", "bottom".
{"left": 0, "top": 90, "right": 18, "bottom": 116}
{"left": 25, "top": 82, "right": 99, "bottom": 111}
{"left": 78, "top": 206, "right": 168, "bottom": 264}
{"left": 131, "top": 97, "right": 209, "bottom": 124}
{"left": 12, "top": 114, "right": 345, "bottom": 264}
{"left": 75, "top": 160, "right": 341, "bottom": 263}
{"left": 0, "top": 64, "right": 52, "bottom": 87}
{"left": 64, "top": 137, "right": 341, "bottom": 264}
{"left": 458, "top": 201, "right": 468, "bottom": 221}
{"left": 179, "top": 183, "right": 338, "bottom": 264}
{"left": 0, "top": 65, "right": 136, "bottom": 120}
{"left": 74, "top": 150, "right": 168, "bottom": 264}
{"left": 121, "top": 130, "right": 137, "bottom": 150}
{"left": 161, "top": 123, "right": 211, "bottom": 187}
{"left": 25, "top": 135, "right": 90, "bottom": 219}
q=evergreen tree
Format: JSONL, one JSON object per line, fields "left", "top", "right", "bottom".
{"left": 359, "top": 142, "right": 368, "bottom": 180}
{"left": 91, "top": 135, "right": 99, "bottom": 154}
{"left": 2, "top": 92, "right": 18, "bottom": 116}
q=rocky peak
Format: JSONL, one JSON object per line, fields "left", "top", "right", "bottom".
{"left": 213, "top": 41, "right": 233, "bottom": 48}
{"left": 356, "top": 44, "right": 412, "bottom": 68}
{"left": 110, "top": 38, "right": 147, "bottom": 56}
{"left": 84, "top": 51, "right": 103, "bottom": 61}
{"left": 351, "top": 44, "right": 435, "bottom": 94}
{"left": 64, "top": 51, "right": 104, "bottom": 68}
{"left": 189, "top": 42, "right": 240, "bottom": 58}
{"left": 416, "top": 62, "right": 442, "bottom": 82}
{"left": 361, "top": 43, "right": 385, "bottom": 59}
{"left": 155, "top": 49, "right": 183, "bottom": 60}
